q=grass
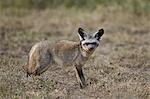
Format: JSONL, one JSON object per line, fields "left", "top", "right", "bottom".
{"left": 0, "top": 0, "right": 150, "bottom": 16}
{"left": 0, "top": 6, "right": 150, "bottom": 99}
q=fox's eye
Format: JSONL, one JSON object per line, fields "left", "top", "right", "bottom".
{"left": 83, "top": 43, "right": 89, "bottom": 46}
{"left": 92, "top": 42, "right": 99, "bottom": 46}
{"left": 91, "top": 42, "right": 99, "bottom": 46}
{"left": 96, "top": 43, "right": 99, "bottom": 46}
{"left": 91, "top": 42, "right": 96, "bottom": 45}
{"left": 83, "top": 42, "right": 99, "bottom": 46}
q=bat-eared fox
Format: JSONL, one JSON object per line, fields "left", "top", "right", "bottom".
{"left": 24, "top": 27, "right": 104, "bottom": 88}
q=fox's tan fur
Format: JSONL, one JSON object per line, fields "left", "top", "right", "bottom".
{"left": 24, "top": 28, "right": 104, "bottom": 88}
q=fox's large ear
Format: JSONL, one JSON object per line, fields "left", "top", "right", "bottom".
{"left": 94, "top": 29, "right": 104, "bottom": 41}
{"left": 78, "top": 27, "right": 87, "bottom": 41}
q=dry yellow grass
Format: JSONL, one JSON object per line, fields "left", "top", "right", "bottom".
{"left": 0, "top": 7, "right": 150, "bottom": 99}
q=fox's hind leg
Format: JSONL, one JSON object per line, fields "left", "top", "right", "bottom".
{"left": 26, "top": 72, "right": 31, "bottom": 77}
{"left": 34, "top": 53, "right": 52, "bottom": 76}
{"left": 23, "top": 64, "right": 31, "bottom": 77}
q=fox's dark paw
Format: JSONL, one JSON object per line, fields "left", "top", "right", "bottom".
{"left": 79, "top": 82, "right": 87, "bottom": 89}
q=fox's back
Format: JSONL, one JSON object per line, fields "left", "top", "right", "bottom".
{"left": 52, "top": 40, "right": 80, "bottom": 66}
{"left": 29, "top": 40, "right": 81, "bottom": 66}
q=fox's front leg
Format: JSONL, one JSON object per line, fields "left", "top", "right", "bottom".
{"left": 75, "top": 65, "right": 86, "bottom": 88}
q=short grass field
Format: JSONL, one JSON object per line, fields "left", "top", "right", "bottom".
{"left": 0, "top": 1, "right": 150, "bottom": 99}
